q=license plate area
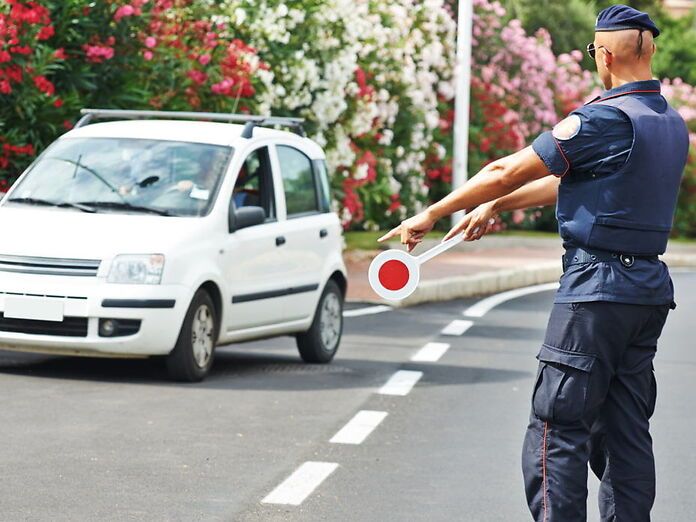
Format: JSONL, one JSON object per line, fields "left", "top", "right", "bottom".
{"left": 3, "top": 296, "right": 65, "bottom": 322}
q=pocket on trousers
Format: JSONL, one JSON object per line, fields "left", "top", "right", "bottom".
{"left": 532, "top": 344, "right": 597, "bottom": 424}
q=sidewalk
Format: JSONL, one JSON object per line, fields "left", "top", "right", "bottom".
{"left": 344, "top": 235, "right": 696, "bottom": 307}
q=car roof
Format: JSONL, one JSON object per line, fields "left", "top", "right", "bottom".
{"left": 62, "top": 119, "right": 325, "bottom": 158}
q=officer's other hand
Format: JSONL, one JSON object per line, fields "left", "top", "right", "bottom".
{"left": 442, "top": 202, "right": 497, "bottom": 242}
{"left": 377, "top": 210, "right": 436, "bottom": 253}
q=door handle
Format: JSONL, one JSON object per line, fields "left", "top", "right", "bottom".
{"left": 275, "top": 235, "right": 286, "bottom": 246}
{"left": 319, "top": 228, "right": 328, "bottom": 238}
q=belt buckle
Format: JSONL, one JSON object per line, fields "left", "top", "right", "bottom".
{"left": 619, "top": 254, "right": 634, "bottom": 268}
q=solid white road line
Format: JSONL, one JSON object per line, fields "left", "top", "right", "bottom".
{"left": 379, "top": 370, "right": 423, "bottom": 396}
{"left": 463, "top": 282, "right": 560, "bottom": 318}
{"left": 441, "top": 319, "right": 474, "bottom": 336}
{"left": 261, "top": 461, "right": 339, "bottom": 506}
{"left": 343, "top": 305, "right": 392, "bottom": 317}
{"left": 330, "top": 410, "right": 388, "bottom": 445}
{"left": 411, "top": 342, "right": 451, "bottom": 362}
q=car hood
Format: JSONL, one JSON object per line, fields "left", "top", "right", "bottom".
{"left": 0, "top": 204, "right": 209, "bottom": 259}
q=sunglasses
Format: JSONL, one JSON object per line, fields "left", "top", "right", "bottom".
{"left": 586, "top": 43, "right": 611, "bottom": 59}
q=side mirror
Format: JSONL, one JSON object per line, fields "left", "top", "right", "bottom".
{"left": 229, "top": 203, "right": 266, "bottom": 233}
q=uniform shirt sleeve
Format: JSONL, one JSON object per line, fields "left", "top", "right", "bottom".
{"left": 531, "top": 104, "right": 634, "bottom": 178}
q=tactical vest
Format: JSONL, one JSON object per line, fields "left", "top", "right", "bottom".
{"left": 557, "top": 94, "right": 689, "bottom": 256}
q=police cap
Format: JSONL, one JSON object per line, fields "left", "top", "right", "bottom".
{"left": 595, "top": 4, "right": 660, "bottom": 38}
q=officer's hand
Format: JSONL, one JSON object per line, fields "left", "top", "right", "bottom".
{"left": 177, "top": 180, "right": 194, "bottom": 192}
{"left": 377, "top": 210, "right": 437, "bottom": 253}
{"left": 442, "top": 202, "right": 497, "bottom": 242}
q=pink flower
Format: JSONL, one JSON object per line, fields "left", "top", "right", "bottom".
{"left": 198, "top": 54, "right": 211, "bottom": 66}
{"left": 114, "top": 5, "right": 136, "bottom": 22}
{"left": 187, "top": 70, "right": 208, "bottom": 85}
{"left": 512, "top": 210, "right": 526, "bottom": 224}
{"left": 143, "top": 50, "right": 153, "bottom": 61}
{"left": 144, "top": 36, "right": 157, "bottom": 48}
{"left": 211, "top": 78, "right": 234, "bottom": 95}
{"left": 82, "top": 44, "right": 115, "bottom": 64}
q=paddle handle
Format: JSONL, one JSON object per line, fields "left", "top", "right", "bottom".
{"left": 416, "top": 234, "right": 464, "bottom": 265}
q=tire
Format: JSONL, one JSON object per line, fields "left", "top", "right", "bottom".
{"left": 296, "top": 279, "right": 343, "bottom": 363}
{"left": 166, "top": 289, "right": 218, "bottom": 382}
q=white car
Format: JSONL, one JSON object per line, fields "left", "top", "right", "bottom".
{"left": 0, "top": 109, "right": 347, "bottom": 381}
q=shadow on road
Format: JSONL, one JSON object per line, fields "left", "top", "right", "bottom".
{"left": 0, "top": 348, "right": 531, "bottom": 390}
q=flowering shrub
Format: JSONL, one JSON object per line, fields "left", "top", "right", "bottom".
{"left": 449, "top": 0, "right": 594, "bottom": 232}
{"left": 0, "top": 1, "right": 59, "bottom": 176}
{"left": 1, "top": 0, "right": 695, "bottom": 237}
{"left": 217, "top": 0, "right": 458, "bottom": 230}
{"left": 125, "top": 1, "right": 268, "bottom": 112}
{"left": 0, "top": 0, "right": 267, "bottom": 184}
{"left": 661, "top": 78, "right": 696, "bottom": 237}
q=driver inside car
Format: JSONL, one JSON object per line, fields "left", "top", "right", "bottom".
{"left": 232, "top": 156, "right": 262, "bottom": 208}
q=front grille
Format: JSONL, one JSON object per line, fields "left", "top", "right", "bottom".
{"left": 0, "top": 313, "right": 88, "bottom": 337}
{"left": 0, "top": 254, "right": 101, "bottom": 277}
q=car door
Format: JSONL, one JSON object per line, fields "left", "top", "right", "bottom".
{"left": 222, "top": 145, "right": 297, "bottom": 331}
{"left": 270, "top": 144, "right": 329, "bottom": 320}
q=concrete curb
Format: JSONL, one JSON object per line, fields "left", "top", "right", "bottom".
{"left": 349, "top": 253, "right": 696, "bottom": 309}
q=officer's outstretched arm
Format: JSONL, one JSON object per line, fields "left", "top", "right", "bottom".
{"left": 378, "top": 146, "right": 552, "bottom": 250}
{"left": 442, "top": 176, "right": 559, "bottom": 241}
{"left": 427, "top": 146, "right": 552, "bottom": 222}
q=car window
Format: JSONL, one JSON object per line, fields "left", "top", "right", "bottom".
{"left": 277, "top": 145, "right": 319, "bottom": 216}
{"left": 6, "top": 137, "right": 232, "bottom": 217}
{"left": 232, "top": 147, "right": 275, "bottom": 220}
{"left": 313, "top": 159, "right": 331, "bottom": 213}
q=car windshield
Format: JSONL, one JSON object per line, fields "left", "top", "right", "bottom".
{"left": 6, "top": 137, "right": 233, "bottom": 217}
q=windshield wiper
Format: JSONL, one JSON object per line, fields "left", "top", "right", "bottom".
{"left": 7, "top": 197, "right": 96, "bottom": 213}
{"left": 48, "top": 157, "right": 126, "bottom": 201}
{"left": 77, "top": 200, "right": 174, "bottom": 216}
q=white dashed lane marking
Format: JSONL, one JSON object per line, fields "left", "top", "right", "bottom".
{"left": 463, "top": 282, "right": 559, "bottom": 318}
{"left": 441, "top": 319, "right": 474, "bottom": 336}
{"left": 411, "top": 342, "right": 451, "bottom": 362}
{"left": 378, "top": 370, "right": 423, "bottom": 396}
{"left": 330, "top": 410, "right": 388, "bottom": 445}
{"left": 261, "top": 462, "right": 339, "bottom": 506}
{"left": 343, "top": 305, "right": 392, "bottom": 317}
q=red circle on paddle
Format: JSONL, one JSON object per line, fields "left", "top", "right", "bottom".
{"left": 378, "top": 259, "right": 409, "bottom": 291}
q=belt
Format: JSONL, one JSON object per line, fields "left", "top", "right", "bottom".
{"left": 562, "top": 247, "right": 658, "bottom": 272}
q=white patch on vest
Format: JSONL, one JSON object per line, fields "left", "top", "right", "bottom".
{"left": 552, "top": 114, "right": 582, "bottom": 141}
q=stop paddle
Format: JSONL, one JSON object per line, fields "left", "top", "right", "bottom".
{"left": 368, "top": 234, "right": 465, "bottom": 300}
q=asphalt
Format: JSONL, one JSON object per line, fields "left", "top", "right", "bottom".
{"left": 1, "top": 272, "right": 695, "bottom": 521}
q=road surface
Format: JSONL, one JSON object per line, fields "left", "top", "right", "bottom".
{"left": 1, "top": 272, "right": 694, "bottom": 521}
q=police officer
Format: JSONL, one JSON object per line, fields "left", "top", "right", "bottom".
{"left": 377, "top": 5, "right": 688, "bottom": 521}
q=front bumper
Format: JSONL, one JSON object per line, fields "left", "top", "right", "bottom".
{"left": 0, "top": 271, "right": 190, "bottom": 357}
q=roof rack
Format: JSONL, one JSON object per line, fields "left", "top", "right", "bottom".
{"left": 75, "top": 109, "right": 306, "bottom": 138}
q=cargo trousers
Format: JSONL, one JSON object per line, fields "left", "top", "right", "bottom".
{"left": 522, "top": 300, "right": 672, "bottom": 521}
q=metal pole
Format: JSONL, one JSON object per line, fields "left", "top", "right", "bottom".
{"left": 451, "top": 0, "right": 473, "bottom": 227}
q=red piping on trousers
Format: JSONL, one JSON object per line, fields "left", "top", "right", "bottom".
{"left": 542, "top": 421, "right": 549, "bottom": 522}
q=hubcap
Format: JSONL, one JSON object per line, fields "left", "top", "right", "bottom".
{"left": 191, "top": 304, "right": 214, "bottom": 368}
{"left": 319, "top": 292, "right": 341, "bottom": 351}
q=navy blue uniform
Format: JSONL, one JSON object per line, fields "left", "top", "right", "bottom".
{"left": 521, "top": 79, "right": 689, "bottom": 521}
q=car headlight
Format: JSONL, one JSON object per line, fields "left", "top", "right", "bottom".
{"left": 107, "top": 254, "right": 165, "bottom": 284}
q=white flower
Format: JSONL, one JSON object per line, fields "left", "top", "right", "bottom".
{"left": 234, "top": 8, "right": 246, "bottom": 25}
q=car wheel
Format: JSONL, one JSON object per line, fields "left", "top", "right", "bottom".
{"left": 166, "top": 289, "right": 218, "bottom": 382}
{"left": 296, "top": 279, "right": 343, "bottom": 363}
